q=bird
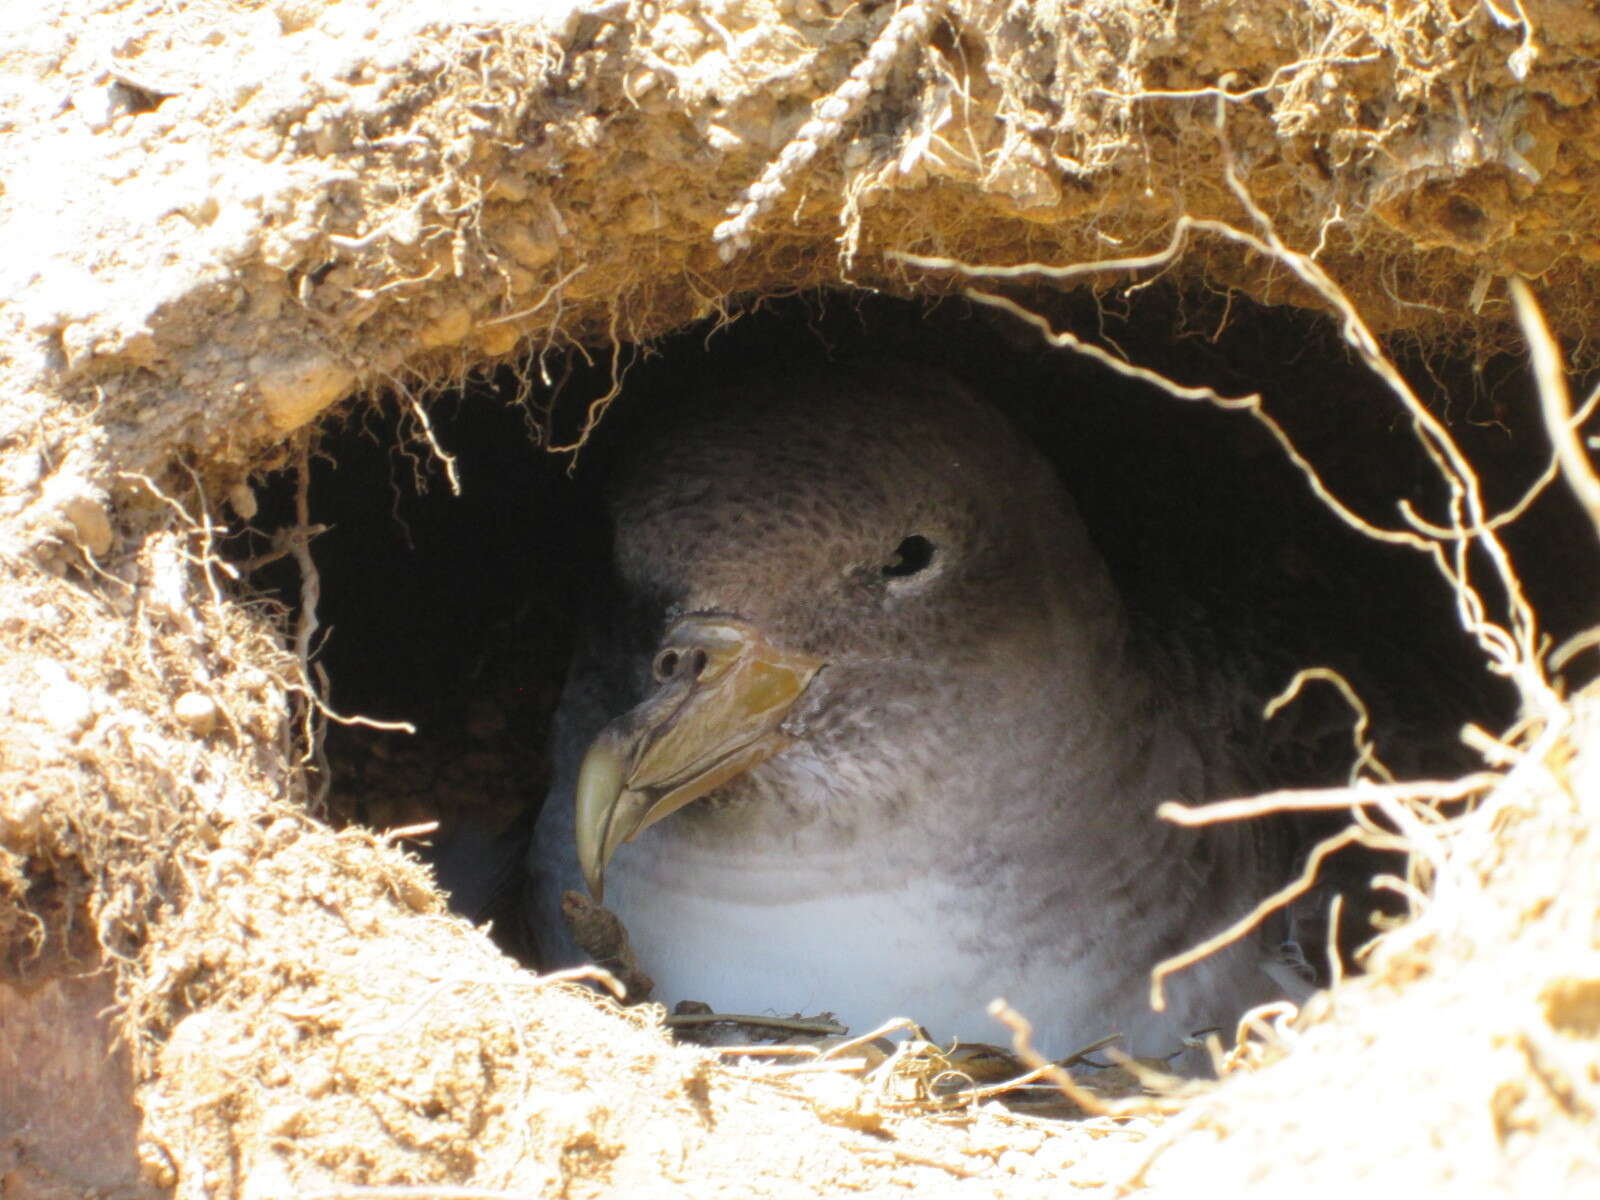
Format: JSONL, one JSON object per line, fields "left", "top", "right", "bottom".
{"left": 526, "top": 361, "right": 1299, "bottom": 1061}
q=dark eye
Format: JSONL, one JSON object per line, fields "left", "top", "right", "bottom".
{"left": 881, "top": 535, "right": 937, "bottom": 579}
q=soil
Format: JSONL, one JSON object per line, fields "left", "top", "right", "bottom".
{"left": 3, "top": 1, "right": 1599, "bottom": 1197}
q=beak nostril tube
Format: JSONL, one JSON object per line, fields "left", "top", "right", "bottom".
{"left": 653, "top": 638, "right": 734, "bottom": 684}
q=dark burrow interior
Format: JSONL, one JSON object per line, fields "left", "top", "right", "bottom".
{"left": 230, "top": 286, "right": 1600, "bottom": 1054}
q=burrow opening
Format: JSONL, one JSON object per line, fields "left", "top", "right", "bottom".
{"left": 231, "top": 286, "right": 1598, "bottom": 1033}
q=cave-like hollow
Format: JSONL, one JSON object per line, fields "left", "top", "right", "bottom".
{"left": 230, "top": 286, "right": 1598, "bottom": 1039}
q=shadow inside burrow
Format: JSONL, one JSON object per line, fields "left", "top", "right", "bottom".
{"left": 229, "top": 285, "right": 1599, "bottom": 998}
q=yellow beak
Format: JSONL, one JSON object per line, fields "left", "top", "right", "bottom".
{"left": 574, "top": 615, "right": 823, "bottom": 901}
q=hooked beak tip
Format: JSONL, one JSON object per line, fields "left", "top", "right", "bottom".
{"left": 575, "top": 735, "right": 627, "bottom": 902}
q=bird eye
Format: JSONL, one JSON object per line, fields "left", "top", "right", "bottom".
{"left": 881, "top": 535, "right": 937, "bottom": 579}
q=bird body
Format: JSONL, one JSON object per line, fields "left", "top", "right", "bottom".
{"left": 530, "top": 365, "right": 1289, "bottom": 1059}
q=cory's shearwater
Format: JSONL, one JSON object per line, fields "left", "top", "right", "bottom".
{"left": 528, "top": 363, "right": 1296, "bottom": 1058}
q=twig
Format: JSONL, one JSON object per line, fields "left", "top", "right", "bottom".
{"left": 1478, "top": 0, "right": 1540, "bottom": 79}
{"left": 666, "top": 1011, "right": 848, "bottom": 1036}
{"left": 304, "top": 677, "right": 417, "bottom": 733}
{"left": 1460, "top": 722, "right": 1524, "bottom": 768}
{"left": 279, "top": 443, "right": 415, "bottom": 804}
{"left": 533, "top": 964, "right": 626, "bottom": 1000}
{"left": 892, "top": 225, "right": 1192, "bottom": 285}
{"left": 1517, "top": 1028, "right": 1600, "bottom": 1120}
{"left": 860, "top": 1148, "right": 980, "bottom": 1180}
{"left": 1325, "top": 891, "right": 1346, "bottom": 991}
{"left": 290, "top": 443, "right": 321, "bottom": 697}
{"left": 1511, "top": 278, "right": 1600, "bottom": 546}
{"left": 936, "top": 1034, "right": 1123, "bottom": 1106}
{"left": 986, "top": 999, "right": 1173, "bottom": 1118}
{"left": 742, "top": 1056, "right": 873, "bottom": 1077}
{"left": 543, "top": 315, "right": 642, "bottom": 460}
{"left": 177, "top": 462, "right": 229, "bottom": 608}
{"left": 1371, "top": 872, "right": 1432, "bottom": 913}
{"left": 405, "top": 394, "right": 460, "bottom": 497}
{"left": 955, "top": 288, "right": 1436, "bottom": 553}
{"left": 893, "top": 93, "right": 1564, "bottom": 720}
{"left": 232, "top": 524, "right": 329, "bottom": 575}
{"left": 483, "top": 265, "right": 585, "bottom": 325}
{"left": 1085, "top": 50, "right": 1381, "bottom": 107}
{"left": 1265, "top": 666, "right": 1395, "bottom": 784}
{"left": 1157, "top": 774, "right": 1498, "bottom": 826}
{"left": 1203, "top": 88, "right": 1549, "bottom": 709}
{"left": 1150, "top": 826, "right": 1367, "bottom": 1011}
{"left": 713, "top": 1043, "right": 823, "bottom": 1059}
{"left": 1550, "top": 627, "right": 1600, "bottom": 675}
{"left": 1221, "top": 1000, "right": 1302, "bottom": 1074}
{"left": 819, "top": 1016, "right": 925, "bottom": 1060}
{"left": 289, "top": 439, "right": 331, "bottom": 807}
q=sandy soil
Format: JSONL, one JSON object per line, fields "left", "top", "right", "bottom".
{"left": 3, "top": 1, "right": 1599, "bottom": 1196}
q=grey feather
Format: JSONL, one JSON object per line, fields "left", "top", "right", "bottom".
{"left": 530, "top": 364, "right": 1296, "bottom": 1059}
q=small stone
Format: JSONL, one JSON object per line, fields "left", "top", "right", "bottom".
{"left": 72, "top": 85, "right": 117, "bottom": 132}
{"left": 705, "top": 123, "right": 746, "bottom": 152}
{"left": 60, "top": 493, "right": 114, "bottom": 555}
{"left": 800, "top": 1071, "right": 884, "bottom": 1133}
{"left": 258, "top": 1102, "right": 304, "bottom": 1137}
{"left": 253, "top": 349, "right": 355, "bottom": 433}
{"left": 996, "top": 1149, "right": 1035, "bottom": 1176}
{"left": 417, "top": 306, "right": 471, "bottom": 349}
{"left": 137, "top": 1141, "right": 179, "bottom": 1188}
{"left": 0, "top": 450, "right": 44, "bottom": 500}
{"left": 227, "top": 482, "right": 258, "bottom": 520}
{"left": 38, "top": 471, "right": 114, "bottom": 555}
{"left": 476, "top": 321, "right": 519, "bottom": 357}
{"left": 174, "top": 691, "right": 219, "bottom": 735}
{"left": 39, "top": 676, "right": 94, "bottom": 736}
{"left": 0, "top": 792, "right": 46, "bottom": 843}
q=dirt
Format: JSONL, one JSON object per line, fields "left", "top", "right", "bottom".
{"left": 3, "top": 0, "right": 1600, "bottom": 1196}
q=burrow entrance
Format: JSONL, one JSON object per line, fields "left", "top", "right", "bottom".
{"left": 231, "top": 286, "right": 1597, "bottom": 1032}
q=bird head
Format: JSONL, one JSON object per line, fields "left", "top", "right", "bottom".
{"left": 573, "top": 364, "right": 1126, "bottom": 899}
